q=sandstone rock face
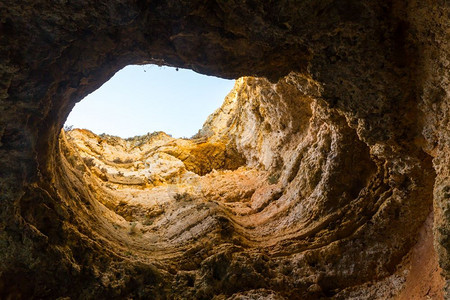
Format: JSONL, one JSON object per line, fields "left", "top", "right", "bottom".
{"left": 0, "top": 1, "right": 449, "bottom": 299}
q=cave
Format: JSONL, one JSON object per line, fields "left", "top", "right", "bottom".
{"left": 1, "top": 1, "right": 449, "bottom": 299}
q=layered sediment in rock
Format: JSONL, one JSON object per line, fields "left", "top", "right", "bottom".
{"left": 0, "top": 1, "right": 449, "bottom": 299}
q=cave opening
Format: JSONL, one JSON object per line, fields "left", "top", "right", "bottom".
{"left": 64, "top": 64, "right": 235, "bottom": 139}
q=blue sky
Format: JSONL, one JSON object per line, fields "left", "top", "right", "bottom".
{"left": 65, "top": 65, "right": 235, "bottom": 138}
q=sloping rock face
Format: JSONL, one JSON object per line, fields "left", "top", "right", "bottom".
{"left": 0, "top": 1, "right": 449, "bottom": 299}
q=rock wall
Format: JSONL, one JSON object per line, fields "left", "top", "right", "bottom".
{"left": 0, "top": 0, "right": 449, "bottom": 299}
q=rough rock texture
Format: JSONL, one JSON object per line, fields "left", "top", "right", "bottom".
{"left": 0, "top": 1, "right": 449, "bottom": 299}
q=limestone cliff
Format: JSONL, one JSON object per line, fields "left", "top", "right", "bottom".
{"left": 0, "top": 1, "right": 449, "bottom": 299}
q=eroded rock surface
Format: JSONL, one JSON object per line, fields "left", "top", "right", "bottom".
{"left": 0, "top": 1, "right": 449, "bottom": 299}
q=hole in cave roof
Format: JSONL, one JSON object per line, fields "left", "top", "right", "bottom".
{"left": 65, "top": 64, "right": 235, "bottom": 139}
